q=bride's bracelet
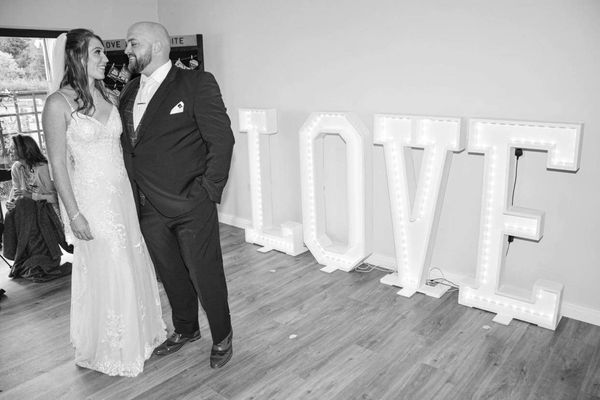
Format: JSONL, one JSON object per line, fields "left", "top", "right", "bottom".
{"left": 69, "top": 211, "right": 81, "bottom": 222}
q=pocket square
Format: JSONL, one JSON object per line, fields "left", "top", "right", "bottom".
{"left": 170, "top": 101, "right": 184, "bottom": 114}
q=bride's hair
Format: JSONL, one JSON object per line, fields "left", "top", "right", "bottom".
{"left": 61, "top": 28, "right": 111, "bottom": 115}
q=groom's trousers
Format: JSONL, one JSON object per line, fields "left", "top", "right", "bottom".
{"left": 139, "top": 193, "right": 232, "bottom": 344}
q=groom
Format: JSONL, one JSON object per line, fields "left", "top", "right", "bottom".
{"left": 119, "top": 21, "right": 235, "bottom": 368}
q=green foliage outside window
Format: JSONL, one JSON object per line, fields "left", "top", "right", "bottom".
{"left": 0, "top": 37, "right": 48, "bottom": 91}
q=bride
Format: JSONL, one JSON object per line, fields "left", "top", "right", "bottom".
{"left": 42, "top": 29, "right": 166, "bottom": 377}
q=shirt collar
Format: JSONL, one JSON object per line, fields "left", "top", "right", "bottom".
{"left": 141, "top": 60, "right": 172, "bottom": 86}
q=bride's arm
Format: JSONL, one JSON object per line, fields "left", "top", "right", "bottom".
{"left": 42, "top": 93, "right": 94, "bottom": 241}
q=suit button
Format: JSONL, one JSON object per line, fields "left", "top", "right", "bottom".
{"left": 131, "top": 153, "right": 136, "bottom": 158}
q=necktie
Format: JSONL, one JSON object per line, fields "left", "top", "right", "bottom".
{"left": 133, "top": 78, "right": 149, "bottom": 131}
{"left": 138, "top": 78, "right": 150, "bottom": 105}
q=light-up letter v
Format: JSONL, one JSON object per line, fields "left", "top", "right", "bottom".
{"left": 299, "top": 112, "right": 373, "bottom": 272}
{"left": 375, "top": 115, "right": 464, "bottom": 297}
{"left": 239, "top": 109, "right": 307, "bottom": 256}
{"left": 459, "top": 119, "right": 582, "bottom": 330}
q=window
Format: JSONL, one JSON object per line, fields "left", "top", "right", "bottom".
{"left": 0, "top": 28, "right": 63, "bottom": 169}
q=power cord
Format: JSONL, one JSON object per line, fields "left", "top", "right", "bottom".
{"left": 354, "top": 264, "right": 459, "bottom": 294}
{"left": 506, "top": 148, "right": 523, "bottom": 256}
{"left": 427, "top": 267, "right": 459, "bottom": 293}
{"left": 354, "top": 263, "right": 395, "bottom": 273}
{"left": 511, "top": 148, "right": 523, "bottom": 205}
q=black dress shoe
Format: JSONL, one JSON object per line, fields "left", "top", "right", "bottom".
{"left": 154, "top": 330, "right": 201, "bottom": 356}
{"left": 210, "top": 331, "right": 233, "bottom": 369}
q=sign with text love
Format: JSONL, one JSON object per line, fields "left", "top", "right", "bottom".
{"left": 375, "top": 115, "right": 464, "bottom": 298}
{"left": 239, "top": 109, "right": 307, "bottom": 256}
{"left": 103, "top": 35, "right": 198, "bottom": 52}
{"left": 299, "top": 112, "right": 373, "bottom": 272}
{"left": 459, "top": 119, "right": 582, "bottom": 330}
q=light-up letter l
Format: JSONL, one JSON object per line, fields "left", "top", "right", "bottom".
{"left": 299, "top": 112, "right": 373, "bottom": 272}
{"left": 459, "top": 119, "right": 583, "bottom": 330}
{"left": 239, "top": 109, "right": 307, "bottom": 256}
{"left": 375, "top": 115, "right": 464, "bottom": 297}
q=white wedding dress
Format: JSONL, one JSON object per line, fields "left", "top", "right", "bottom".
{"left": 59, "top": 94, "right": 166, "bottom": 377}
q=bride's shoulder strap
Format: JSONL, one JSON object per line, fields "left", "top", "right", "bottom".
{"left": 54, "top": 90, "right": 76, "bottom": 112}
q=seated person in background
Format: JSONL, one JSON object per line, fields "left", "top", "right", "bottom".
{"left": 7, "top": 135, "right": 58, "bottom": 212}
{"left": 3, "top": 134, "right": 72, "bottom": 282}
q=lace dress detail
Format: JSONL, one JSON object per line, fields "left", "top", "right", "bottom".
{"left": 62, "top": 101, "right": 166, "bottom": 377}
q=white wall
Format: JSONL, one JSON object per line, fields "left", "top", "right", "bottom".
{"left": 159, "top": 0, "right": 600, "bottom": 325}
{"left": 3, "top": 0, "right": 597, "bottom": 325}
{"left": 0, "top": 0, "right": 159, "bottom": 39}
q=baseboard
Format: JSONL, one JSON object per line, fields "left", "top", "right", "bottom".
{"left": 561, "top": 302, "right": 600, "bottom": 327}
{"left": 364, "top": 253, "right": 396, "bottom": 270}
{"left": 366, "top": 252, "right": 600, "bottom": 328}
{"left": 218, "top": 211, "right": 251, "bottom": 229}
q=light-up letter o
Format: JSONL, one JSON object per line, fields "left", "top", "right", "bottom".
{"left": 299, "top": 112, "right": 372, "bottom": 272}
{"left": 239, "top": 109, "right": 307, "bottom": 256}
{"left": 375, "top": 115, "right": 464, "bottom": 298}
{"left": 460, "top": 119, "right": 583, "bottom": 330}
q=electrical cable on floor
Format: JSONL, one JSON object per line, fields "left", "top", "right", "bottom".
{"left": 426, "top": 278, "right": 459, "bottom": 293}
{"left": 427, "top": 267, "right": 459, "bottom": 292}
{"left": 354, "top": 264, "right": 459, "bottom": 293}
{"left": 354, "top": 263, "right": 395, "bottom": 273}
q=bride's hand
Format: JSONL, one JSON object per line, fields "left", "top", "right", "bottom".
{"left": 70, "top": 213, "right": 94, "bottom": 241}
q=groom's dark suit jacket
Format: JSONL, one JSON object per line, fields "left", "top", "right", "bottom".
{"left": 118, "top": 66, "right": 235, "bottom": 218}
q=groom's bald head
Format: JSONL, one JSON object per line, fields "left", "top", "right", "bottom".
{"left": 125, "top": 21, "right": 171, "bottom": 75}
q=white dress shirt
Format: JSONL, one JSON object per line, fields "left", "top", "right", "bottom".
{"left": 133, "top": 60, "right": 172, "bottom": 130}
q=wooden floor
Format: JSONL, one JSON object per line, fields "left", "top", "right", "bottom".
{"left": 1, "top": 224, "right": 599, "bottom": 400}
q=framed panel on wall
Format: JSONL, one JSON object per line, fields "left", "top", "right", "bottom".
{"left": 102, "top": 34, "right": 203, "bottom": 92}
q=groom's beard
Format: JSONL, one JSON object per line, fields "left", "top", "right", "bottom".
{"left": 128, "top": 51, "right": 152, "bottom": 74}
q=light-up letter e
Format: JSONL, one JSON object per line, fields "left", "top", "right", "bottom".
{"left": 299, "top": 112, "right": 372, "bottom": 272}
{"left": 459, "top": 119, "right": 583, "bottom": 330}
{"left": 239, "top": 109, "right": 307, "bottom": 256}
{"left": 375, "top": 115, "right": 464, "bottom": 297}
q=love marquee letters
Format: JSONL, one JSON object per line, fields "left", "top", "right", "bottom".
{"left": 299, "top": 112, "right": 372, "bottom": 273}
{"left": 374, "top": 114, "right": 464, "bottom": 299}
{"left": 239, "top": 109, "right": 307, "bottom": 256}
{"left": 459, "top": 119, "right": 582, "bottom": 330}
{"left": 239, "top": 109, "right": 582, "bottom": 330}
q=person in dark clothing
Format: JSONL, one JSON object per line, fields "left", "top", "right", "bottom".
{"left": 3, "top": 196, "right": 72, "bottom": 281}
{"left": 120, "top": 22, "right": 234, "bottom": 368}
{"left": 2, "top": 135, "right": 72, "bottom": 281}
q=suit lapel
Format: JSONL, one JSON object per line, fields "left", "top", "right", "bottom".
{"left": 135, "top": 66, "right": 178, "bottom": 145}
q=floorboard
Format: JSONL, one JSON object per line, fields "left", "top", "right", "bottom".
{"left": 1, "top": 224, "right": 599, "bottom": 400}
